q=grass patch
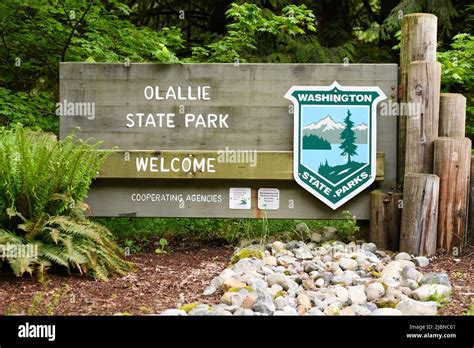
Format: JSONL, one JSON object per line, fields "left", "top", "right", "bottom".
{"left": 95, "top": 215, "right": 364, "bottom": 250}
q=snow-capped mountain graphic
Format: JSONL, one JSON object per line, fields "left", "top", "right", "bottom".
{"left": 303, "top": 115, "right": 345, "bottom": 132}
{"left": 352, "top": 123, "right": 368, "bottom": 131}
{"left": 303, "top": 115, "right": 368, "bottom": 144}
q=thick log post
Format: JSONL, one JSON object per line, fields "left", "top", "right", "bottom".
{"left": 434, "top": 138, "right": 472, "bottom": 253}
{"left": 404, "top": 61, "right": 441, "bottom": 174}
{"left": 439, "top": 93, "right": 466, "bottom": 137}
{"left": 470, "top": 155, "right": 474, "bottom": 245}
{"left": 400, "top": 174, "right": 439, "bottom": 256}
{"left": 399, "top": 13, "right": 438, "bottom": 185}
{"left": 370, "top": 190, "right": 403, "bottom": 250}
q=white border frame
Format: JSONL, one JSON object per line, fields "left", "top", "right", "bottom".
{"left": 284, "top": 81, "right": 386, "bottom": 210}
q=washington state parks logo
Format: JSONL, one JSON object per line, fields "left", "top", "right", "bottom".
{"left": 284, "top": 81, "right": 386, "bottom": 209}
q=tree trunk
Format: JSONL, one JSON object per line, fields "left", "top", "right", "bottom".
{"left": 399, "top": 14, "right": 437, "bottom": 185}
{"left": 370, "top": 190, "right": 403, "bottom": 250}
{"left": 439, "top": 93, "right": 466, "bottom": 137}
{"left": 404, "top": 60, "right": 441, "bottom": 174}
{"left": 434, "top": 138, "right": 472, "bottom": 253}
{"left": 400, "top": 173, "right": 439, "bottom": 256}
{"left": 469, "top": 155, "right": 474, "bottom": 245}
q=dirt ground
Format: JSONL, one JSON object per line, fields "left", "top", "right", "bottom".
{"left": 0, "top": 242, "right": 472, "bottom": 315}
{"left": 0, "top": 241, "right": 233, "bottom": 315}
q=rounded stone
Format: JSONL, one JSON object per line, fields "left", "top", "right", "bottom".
{"left": 366, "top": 282, "right": 385, "bottom": 301}
{"left": 339, "top": 258, "right": 358, "bottom": 271}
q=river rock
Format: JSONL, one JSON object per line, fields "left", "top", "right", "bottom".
{"left": 413, "top": 256, "right": 430, "bottom": 267}
{"left": 412, "top": 284, "right": 451, "bottom": 301}
{"left": 277, "top": 255, "right": 296, "bottom": 267}
{"left": 252, "top": 288, "right": 275, "bottom": 314}
{"left": 349, "top": 304, "right": 371, "bottom": 315}
{"left": 348, "top": 285, "right": 367, "bottom": 305}
{"left": 233, "top": 258, "right": 264, "bottom": 274}
{"left": 339, "top": 258, "right": 358, "bottom": 271}
{"left": 294, "top": 244, "right": 313, "bottom": 259}
{"left": 401, "top": 266, "right": 422, "bottom": 282}
{"left": 380, "top": 261, "right": 403, "bottom": 279}
{"left": 361, "top": 242, "right": 377, "bottom": 253}
{"left": 322, "top": 227, "right": 338, "bottom": 241}
{"left": 271, "top": 241, "right": 286, "bottom": 252}
{"left": 315, "top": 278, "right": 325, "bottom": 287}
{"left": 396, "top": 299, "right": 437, "bottom": 315}
{"left": 297, "top": 293, "right": 312, "bottom": 310}
{"left": 223, "top": 278, "right": 247, "bottom": 291}
{"left": 267, "top": 273, "right": 297, "bottom": 291}
{"left": 366, "top": 282, "right": 385, "bottom": 301}
{"left": 302, "top": 278, "right": 317, "bottom": 291}
{"left": 220, "top": 292, "right": 244, "bottom": 306}
{"left": 310, "top": 232, "right": 322, "bottom": 243}
{"left": 189, "top": 304, "right": 211, "bottom": 316}
{"left": 334, "top": 285, "right": 349, "bottom": 303}
{"left": 420, "top": 272, "right": 451, "bottom": 288}
{"left": 394, "top": 252, "right": 412, "bottom": 261}
{"left": 274, "top": 296, "right": 289, "bottom": 310}
{"left": 263, "top": 256, "right": 278, "bottom": 266}
{"left": 203, "top": 285, "right": 217, "bottom": 296}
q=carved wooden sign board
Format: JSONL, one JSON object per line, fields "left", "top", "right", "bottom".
{"left": 60, "top": 63, "right": 398, "bottom": 219}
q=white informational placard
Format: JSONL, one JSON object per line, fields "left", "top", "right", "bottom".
{"left": 229, "top": 188, "right": 251, "bottom": 210}
{"left": 258, "top": 188, "right": 280, "bottom": 210}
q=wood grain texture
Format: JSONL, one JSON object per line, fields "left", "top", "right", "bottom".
{"left": 400, "top": 173, "right": 439, "bottom": 256}
{"left": 60, "top": 63, "right": 398, "bottom": 184}
{"left": 97, "top": 150, "right": 385, "bottom": 180}
{"left": 85, "top": 179, "right": 373, "bottom": 219}
{"left": 439, "top": 93, "right": 466, "bottom": 137}
{"left": 399, "top": 14, "right": 438, "bottom": 185}
{"left": 60, "top": 63, "right": 398, "bottom": 218}
{"left": 369, "top": 190, "right": 402, "bottom": 250}
{"left": 404, "top": 61, "right": 441, "bottom": 174}
{"left": 469, "top": 155, "right": 474, "bottom": 245}
{"left": 434, "top": 138, "right": 472, "bottom": 253}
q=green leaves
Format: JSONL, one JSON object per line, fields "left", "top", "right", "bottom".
{"left": 0, "top": 125, "right": 108, "bottom": 224}
{"left": 438, "top": 33, "right": 474, "bottom": 87}
{"left": 0, "top": 0, "right": 184, "bottom": 126}
{"left": 0, "top": 125, "right": 133, "bottom": 281}
{"left": 438, "top": 32, "right": 474, "bottom": 140}
{"left": 190, "top": 3, "right": 317, "bottom": 63}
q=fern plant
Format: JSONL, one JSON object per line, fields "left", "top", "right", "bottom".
{"left": 0, "top": 125, "right": 133, "bottom": 280}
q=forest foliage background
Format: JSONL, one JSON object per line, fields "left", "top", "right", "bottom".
{"left": 0, "top": 0, "right": 472, "bottom": 138}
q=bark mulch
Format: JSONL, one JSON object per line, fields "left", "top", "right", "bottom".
{"left": 0, "top": 241, "right": 233, "bottom": 315}
{"left": 422, "top": 245, "right": 473, "bottom": 315}
{"left": 0, "top": 242, "right": 472, "bottom": 315}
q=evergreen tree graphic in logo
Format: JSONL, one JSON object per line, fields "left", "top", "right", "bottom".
{"left": 285, "top": 82, "right": 386, "bottom": 210}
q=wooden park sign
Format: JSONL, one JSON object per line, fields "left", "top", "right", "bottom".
{"left": 60, "top": 63, "right": 398, "bottom": 219}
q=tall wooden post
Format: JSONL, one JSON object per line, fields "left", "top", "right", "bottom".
{"left": 470, "top": 156, "right": 474, "bottom": 245}
{"left": 439, "top": 93, "right": 466, "bottom": 137}
{"left": 399, "top": 14, "right": 438, "bottom": 185}
{"left": 370, "top": 190, "right": 403, "bottom": 250}
{"left": 404, "top": 61, "right": 441, "bottom": 174}
{"left": 434, "top": 138, "right": 472, "bottom": 253}
{"left": 400, "top": 174, "right": 439, "bottom": 256}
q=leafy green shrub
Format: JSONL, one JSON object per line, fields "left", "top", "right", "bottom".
{"left": 0, "top": 125, "right": 133, "bottom": 280}
{"left": 336, "top": 211, "right": 360, "bottom": 242}
{"left": 0, "top": 88, "right": 57, "bottom": 133}
{"left": 438, "top": 33, "right": 474, "bottom": 141}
